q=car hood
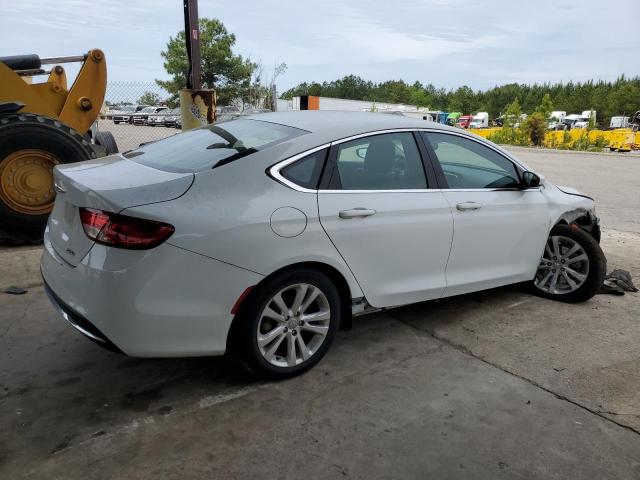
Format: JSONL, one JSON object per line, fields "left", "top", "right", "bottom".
{"left": 556, "top": 185, "right": 594, "bottom": 200}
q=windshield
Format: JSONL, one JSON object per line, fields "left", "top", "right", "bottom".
{"left": 124, "top": 119, "right": 307, "bottom": 173}
{"left": 141, "top": 107, "right": 156, "bottom": 113}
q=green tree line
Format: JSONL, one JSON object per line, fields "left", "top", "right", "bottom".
{"left": 281, "top": 75, "right": 640, "bottom": 127}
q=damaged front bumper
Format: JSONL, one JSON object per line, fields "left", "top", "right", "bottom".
{"left": 559, "top": 207, "right": 601, "bottom": 243}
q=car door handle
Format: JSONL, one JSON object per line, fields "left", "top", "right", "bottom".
{"left": 339, "top": 208, "right": 377, "bottom": 219}
{"left": 456, "top": 202, "right": 482, "bottom": 211}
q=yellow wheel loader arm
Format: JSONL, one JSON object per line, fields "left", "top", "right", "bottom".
{"left": 0, "top": 49, "right": 106, "bottom": 134}
{"left": 0, "top": 50, "right": 109, "bottom": 245}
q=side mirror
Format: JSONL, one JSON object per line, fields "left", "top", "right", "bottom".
{"left": 521, "top": 171, "right": 541, "bottom": 189}
{"left": 356, "top": 147, "right": 367, "bottom": 159}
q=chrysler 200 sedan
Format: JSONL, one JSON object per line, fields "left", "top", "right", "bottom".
{"left": 42, "top": 111, "right": 606, "bottom": 378}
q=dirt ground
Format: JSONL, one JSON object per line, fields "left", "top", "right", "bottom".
{"left": 1, "top": 147, "right": 639, "bottom": 479}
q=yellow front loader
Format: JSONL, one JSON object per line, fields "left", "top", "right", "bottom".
{"left": 0, "top": 49, "right": 117, "bottom": 244}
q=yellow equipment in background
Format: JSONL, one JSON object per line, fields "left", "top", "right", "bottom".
{"left": 0, "top": 49, "right": 117, "bottom": 244}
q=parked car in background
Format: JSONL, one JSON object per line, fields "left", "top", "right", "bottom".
{"left": 42, "top": 111, "right": 605, "bottom": 379}
{"left": 132, "top": 106, "right": 168, "bottom": 125}
{"left": 218, "top": 106, "right": 241, "bottom": 115}
{"left": 162, "top": 108, "right": 181, "bottom": 128}
{"left": 112, "top": 105, "right": 148, "bottom": 124}
{"left": 469, "top": 112, "right": 489, "bottom": 129}
{"left": 174, "top": 115, "right": 182, "bottom": 129}
{"left": 147, "top": 109, "right": 170, "bottom": 127}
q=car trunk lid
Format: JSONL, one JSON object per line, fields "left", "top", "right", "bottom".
{"left": 47, "top": 155, "right": 193, "bottom": 266}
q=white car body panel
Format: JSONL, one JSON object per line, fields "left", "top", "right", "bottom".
{"left": 41, "top": 231, "right": 263, "bottom": 356}
{"left": 439, "top": 189, "right": 550, "bottom": 297}
{"left": 318, "top": 190, "right": 453, "bottom": 307}
{"left": 125, "top": 156, "right": 365, "bottom": 300}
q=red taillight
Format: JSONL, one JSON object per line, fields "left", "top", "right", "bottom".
{"left": 79, "top": 208, "right": 175, "bottom": 249}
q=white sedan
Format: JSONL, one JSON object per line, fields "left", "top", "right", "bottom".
{"left": 42, "top": 111, "right": 606, "bottom": 378}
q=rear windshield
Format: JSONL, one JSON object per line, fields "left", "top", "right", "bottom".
{"left": 123, "top": 119, "right": 307, "bottom": 173}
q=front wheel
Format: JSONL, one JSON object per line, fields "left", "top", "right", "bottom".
{"left": 230, "top": 268, "right": 341, "bottom": 379}
{"left": 532, "top": 224, "right": 606, "bottom": 303}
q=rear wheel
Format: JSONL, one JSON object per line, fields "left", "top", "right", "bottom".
{"left": 532, "top": 224, "right": 606, "bottom": 303}
{"left": 0, "top": 114, "right": 95, "bottom": 245}
{"left": 231, "top": 268, "right": 341, "bottom": 379}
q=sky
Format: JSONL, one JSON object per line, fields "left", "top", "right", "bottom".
{"left": 2, "top": 0, "right": 639, "bottom": 93}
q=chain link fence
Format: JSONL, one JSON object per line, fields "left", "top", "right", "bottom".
{"left": 98, "top": 82, "right": 277, "bottom": 153}
{"left": 98, "top": 82, "right": 180, "bottom": 152}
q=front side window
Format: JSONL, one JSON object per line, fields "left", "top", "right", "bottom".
{"left": 124, "top": 119, "right": 307, "bottom": 173}
{"left": 330, "top": 132, "right": 427, "bottom": 190}
{"left": 423, "top": 132, "right": 520, "bottom": 189}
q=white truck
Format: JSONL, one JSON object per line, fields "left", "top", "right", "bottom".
{"left": 469, "top": 112, "right": 489, "bottom": 128}
{"left": 548, "top": 111, "right": 567, "bottom": 130}
{"left": 573, "top": 110, "right": 596, "bottom": 129}
{"left": 609, "top": 116, "right": 629, "bottom": 129}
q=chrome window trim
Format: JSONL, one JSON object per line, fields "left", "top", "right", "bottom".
{"left": 269, "top": 127, "right": 535, "bottom": 193}
{"left": 269, "top": 143, "right": 331, "bottom": 193}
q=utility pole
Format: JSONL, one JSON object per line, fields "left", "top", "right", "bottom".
{"left": 183, "top": 0, "right": 201, "bottom": 90}
{"left": 179, "top": 0, "right": 216, "bottom": 130}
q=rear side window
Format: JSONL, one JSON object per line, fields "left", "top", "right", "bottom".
{"left": 280, "top": 149, "right": 327, "bottom": 189}
{"left": 124, "top": 119, "right": 307, "bottom": 173}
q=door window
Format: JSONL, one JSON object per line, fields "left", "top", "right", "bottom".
{"left": 330, "top": 132, "right": 427, "bottom": 190}
{"left": 423, "top": 132, "right": 520, "bottom": 189}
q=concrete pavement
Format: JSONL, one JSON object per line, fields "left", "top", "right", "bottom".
{"left": 1, "top": 286, "right": 639, "bottom": 479}
{"left": 1, "top": 147, "right": 639, "bottom": 478}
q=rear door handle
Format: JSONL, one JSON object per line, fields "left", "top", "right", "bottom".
{"left": 456, "top": 202, "right": 482, "bottom": 211}
{"left": 339, "top": 208, "right": 377, "bottom": 219}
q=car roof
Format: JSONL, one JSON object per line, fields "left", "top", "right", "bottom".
{"left": 244, "top": 110, "right": 460, "bottom": 143}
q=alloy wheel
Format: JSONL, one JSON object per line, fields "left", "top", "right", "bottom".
{"left": 535, "top": 235, "right": 589, "bottom": 294}
{"left": 257, "top": 283, "right": 331, "bottom": 368}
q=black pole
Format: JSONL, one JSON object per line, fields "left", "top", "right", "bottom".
{"left": 183, "top": 0, "right": 202, "bottom": 90}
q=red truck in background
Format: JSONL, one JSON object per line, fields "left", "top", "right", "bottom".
{"left": 456, "top": 114, "right": 473, "bottom": 129}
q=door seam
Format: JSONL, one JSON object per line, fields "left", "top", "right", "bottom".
{"left": 315, "top": 192, "right": 366, "bottom": 300}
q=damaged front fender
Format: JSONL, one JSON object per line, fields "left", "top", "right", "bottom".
{"left": 556, "top": 207, "right": 601, "bottom": 243}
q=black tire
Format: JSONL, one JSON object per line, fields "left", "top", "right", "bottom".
{"left": 229, "top": 268, "right": 341, "bottom": 379}
{"left": 94, "top": 131, "right": 119, "bottom": 154}
{"left": 0, "top": 113, "right": 95, "bottom": 245}
{"left": 530, "top": 224, "right": 606, "bottom": 303}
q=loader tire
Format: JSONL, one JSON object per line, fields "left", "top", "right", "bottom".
{"left": 0, "top": 114, "right": 96, "bottom": 245}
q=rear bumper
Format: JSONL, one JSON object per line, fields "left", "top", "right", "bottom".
{"left": 41, "top": 233, "right": 264, "bottom": 357}
{"left": 44, "top": 280, "right": 123, "bottom": 354}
